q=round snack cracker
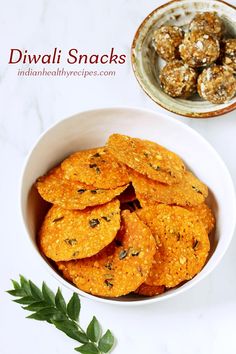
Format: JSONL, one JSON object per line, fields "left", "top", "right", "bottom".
{"left": 39, "top": 199, "right": 121, "bottom": 261}
{"left": 36, "top": 166, "right": 128, "bottom": 210}
{"left": 107, "top": 134, "right": 185, "bottom": 185}
{"left": 61, "top": 147, "right": 129, "bottom": 189}
{"left": 57, "top": 210, "right": 156, "bottom": 297}
{"left": 134, "top": 284, "right": 165, "bottom": 297}
{"left": 137, "top": 205, "right": 210, "bottom": 288}
{"left": 131, "top": 170, "right": 208, "bottom": 207}
{"left": 186, "top": 203, "right": 215, "bottom": 234}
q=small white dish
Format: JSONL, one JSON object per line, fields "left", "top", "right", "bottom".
{"left": 20, "top": 107, "right": 236, "bottom": 305}
{"left": 131, "top": 0, "right": 236, "bottom": 118}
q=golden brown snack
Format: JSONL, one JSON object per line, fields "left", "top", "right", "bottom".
{"left": 160, "top": 60, "right": 198, "bottom": 98}
{"left": 131, "top": 170, "right": 208, "bottom": 207}
{"left": 186, "top": 203, "right": 215, "bottom": 234}
{"left": 152, "top": 25, "right": 184, "bottom": 61}
{"left": 107, "top": 134, "right": 185, "bottom": 185}
{"left": 189, "top": 12, "right": 224, "bottom": 39}
{"left": 137, "top": 205, "right": 210, "bottom": 288}
{"left": 36, "top": 133, "right": 214, "bottom": 298}
{"left": 222, "top": 39, "right": 236, "bottom": 73}
{"left": 61, "top": 147, "right": 129, "bottom": 189}
{"left": 179, "top": 31, "right": 220, "bottom": 68}
{"left": 36, "top": 166, "right": 128, "bottom": 210}
{"left": 39, "top": 199, "right": 120, "bottom": 261}
{"left": 198, "top": 65, "right": 236, "bottom": 104}
{"left": 134, "top": 284, "right": 165, "bottom": 297}
{"left": 57, "top": 210, "right": 156, "bottom": 297}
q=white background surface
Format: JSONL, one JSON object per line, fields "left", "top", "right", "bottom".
{"left": 1, "top": 0, "right": 236, "bottom": 353}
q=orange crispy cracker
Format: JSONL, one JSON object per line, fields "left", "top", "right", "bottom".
{"left": 39, "top": 199, "right": 120, "bottom": 261}
{"left": 134, "top": 284, "right": 165, "bottom": 297}
{"left": 137, "top": 205, "right": 210, "bottom": 288}
{"left": 36, "top": 166, "right": 128, "bottom": 210}
{"left": 61, "top": 147, "right": 129, "bottom": 189}
{"left": 57, "top": 210, "right": 156, "bottom": 297}
{"left": 131, "top": 170, "right": 208, "bottom": 207}
{"left": 186, "top": 203, "right": 215, "bottom": 234}
{"left": 107, "top": 134, "right": 185, "bottom": 185}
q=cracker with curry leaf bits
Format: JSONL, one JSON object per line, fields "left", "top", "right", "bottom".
{"left": 136, "top": 205, "right": 210, "bottom": 288}
{"left": 107, "top": 134, "right": 185, "bottom": 185}
{"left": 56, "top": 210, "right": 156, "bottom": 297}
{"left": 131, "top": 170, "right": 208, "bottom": 207}
{"left": 39, "top": 199, "right": 121, "bottom": 262}
{"left": 61, "top": 147, "right": 129, "bottom": 189}
{"left": 186, "top": 203, "right": 215, "bottom": 234}
{"left": 36, "top": 166, "right": 128, "bottom": 210}
{"left": 134, "top": 284, "right": 165, "bottom": 297}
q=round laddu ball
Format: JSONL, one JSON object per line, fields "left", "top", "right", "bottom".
{"left": 222, "top": 39, "right": 236, "bottom": 73}
{"left": 189, "top": 12, "right": 224, "bottom": 39}
{"left": 152, "top": 25, "right": 184, "bottom": 61}
{"left": 159, "top": 60, "right": 198, "bottom": 98}
{"left": 198, "top": 65, "right": 236, "bottom": 104}
{"left": 179, "top": 31, "right": 220, "bottom": 68}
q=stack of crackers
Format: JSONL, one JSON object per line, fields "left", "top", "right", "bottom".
{"left": 36, "top": 134, "right": 214, "bottom": 298}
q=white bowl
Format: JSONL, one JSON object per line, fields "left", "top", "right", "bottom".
{"left": 20, "top": 107, "right": 236, "bottom": 305}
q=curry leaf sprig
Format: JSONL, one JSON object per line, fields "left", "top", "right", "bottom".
{"left": 7, "top": 276, "right": 114, "bottom": 354}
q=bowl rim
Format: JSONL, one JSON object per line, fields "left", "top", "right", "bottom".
{"left": 131, "top": 0, "right": 236, "bottom": 119}
{"left": 19, "top": 106, "right": 236, "bottom": 306}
